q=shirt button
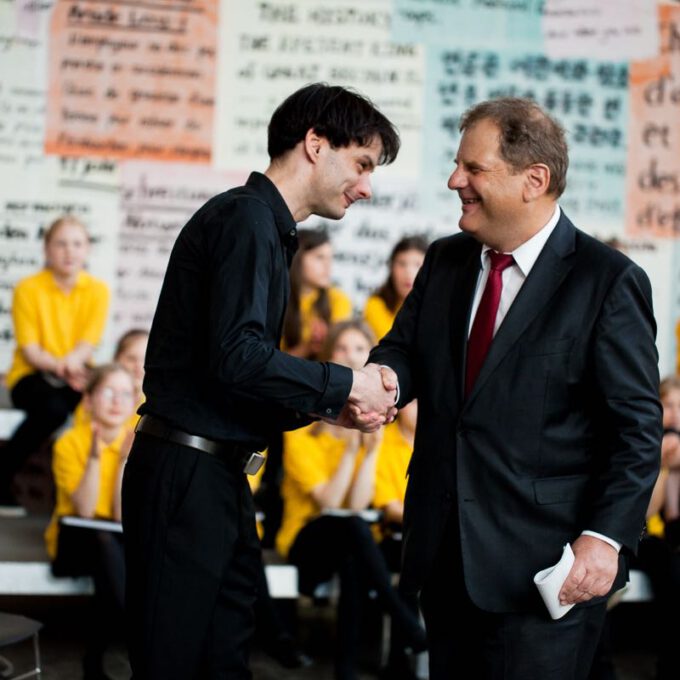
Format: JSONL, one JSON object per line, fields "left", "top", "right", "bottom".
{"left": 325, "top": 408, "right": 332, "bottom": 415}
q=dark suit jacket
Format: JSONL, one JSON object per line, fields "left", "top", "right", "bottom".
{"left": 369, "top": 211, "right": 662, "bottom": 613}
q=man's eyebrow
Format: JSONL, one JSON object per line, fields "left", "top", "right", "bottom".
{"left": 359, "top": 154, "right": 376, "bottom": 171}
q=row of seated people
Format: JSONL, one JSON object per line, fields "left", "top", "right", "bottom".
{"left": 0, "top": 214, "right": 429, "bottom": 679}
{"left": 0, "top": 213, "right": 427, "bottom": 515}
{"left": 42, "top": 324, "right": 424, "bottom": 680}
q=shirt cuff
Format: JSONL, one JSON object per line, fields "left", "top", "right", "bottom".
{"left": 379, "top": 365, "right": 400, "bottom": 404}
{"left": 581, "top": 530, "right": 622, "bottom": 553}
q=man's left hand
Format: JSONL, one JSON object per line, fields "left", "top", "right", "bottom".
{"left": 559, "top": 534, "right": 618, "bottom": 605}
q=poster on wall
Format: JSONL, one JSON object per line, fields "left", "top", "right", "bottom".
{"left": 301, "top": 176, "right": 452, "bottom": 310}
{"left": 44, "top": 0, "right": 218, "bottom": 163}
{"left": 113, "top": 162, "right": 245, "bottom": 334}
{"left": 421, "top": 46, "right": 629, "bottom": 234}
{"left": 215, "top": 0, "right": 424, "bottom": 178}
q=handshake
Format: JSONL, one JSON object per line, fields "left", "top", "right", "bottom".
{"left": 335, "top": 363, "right": 399, "bottom": 433}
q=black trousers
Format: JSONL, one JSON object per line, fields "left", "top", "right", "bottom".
{"left": 419, "top": 515, "right": 608, "bottom": 680}
{"left": 0, "top": 372, "right": 81, "bottom": 495}
{"left": 53, "top": 525, "right": 126, "bottom": 670}
{"left": 289, "top": 515, "right": 425, "bottom": 680}
{"left": 122, "top": 433, "right": 261, "bottom": 680}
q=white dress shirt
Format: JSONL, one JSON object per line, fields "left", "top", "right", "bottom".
{"left": 467, "top": 204, "right": 621, "bottom": 554}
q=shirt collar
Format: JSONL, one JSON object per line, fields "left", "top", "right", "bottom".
{"left": 44, "top": 269, "right": 88, "bottom": 290}
{"left": 481, "top": 204, "right": 561, "bottom": 277}
{"left": 245, "top": 171, "right": 298, "bottom": 251}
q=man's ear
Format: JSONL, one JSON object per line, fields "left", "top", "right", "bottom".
{"left": 304, "top": 128, "right": 324, "bottom": 163}
{"left": 523, "top": 163, "right": 551, "bottom": 201}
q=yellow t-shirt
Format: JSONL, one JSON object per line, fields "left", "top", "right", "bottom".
{"left": 373, "top": 422, "right": 413, "bottom": 511}
{"left": 44, "top": 423, "right": 126, "bottom": 559}
{"left": 6, "top": 269, "right": 110, "bottom": 389}
{"left": 363, "top": 295, "right": 397, "bottom": 343}
{"left": 282, "top": 287, "right": 352, "bottom": 352}
{"left": 276, "top": 425, "right": 366, "bottom": 558}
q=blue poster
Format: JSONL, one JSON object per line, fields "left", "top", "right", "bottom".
{"left": 392, "top": 0, "right": 543, "bottom": 49}
{"left": 420, "top": 46, "right": 629, "bottom": 227}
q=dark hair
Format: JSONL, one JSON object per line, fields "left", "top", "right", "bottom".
{"left": 268, "top": 83, "right": 400, "bottom": 165}
{"left": 282, "top": 229, "right": 332, "bottom": 350}
{"left": 84, "top": 363, "right": 132, "bottom": 396}
{"left": 375, "top": 235, "right": 428, "bottom": 312}
{"left": 460, "top": 98, "right": 569, "bottom": 198}
{"left": 319, "top": 319, "right": 376, "bottom": 363}
{"left": 114, "top": 328, "right": 149, "bottom": 360}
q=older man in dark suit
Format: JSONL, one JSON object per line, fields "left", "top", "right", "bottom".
{"left": 369, "top": 98, "right": 662, "bottom": 680}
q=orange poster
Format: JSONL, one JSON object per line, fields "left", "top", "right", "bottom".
{"left": 45, "top": 0, "right": 217, "bottom": 163}
{"left": 626, "top": 4, "right": 680, "bottom": 238}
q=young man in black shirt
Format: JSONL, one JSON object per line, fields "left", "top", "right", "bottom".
{"left": 122, "top": 83, "right": 400, "bottom": 679}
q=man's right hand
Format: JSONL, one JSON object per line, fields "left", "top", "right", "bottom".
{"left": 347, "top": 364, "right": 397, "bottom": 427}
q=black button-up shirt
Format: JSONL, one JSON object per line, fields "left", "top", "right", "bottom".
{"left": 140, "top": 172, "right": 352, "bottom": 448}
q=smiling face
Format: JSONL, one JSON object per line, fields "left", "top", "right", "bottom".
{"left": 391, "top": 248, "right": 425, "bottom": 301}
{"left": 447, "top": 118, "right": 531, "bottom": 249}
{"left": 87, "top": 369, "right": 136, "bottom": 429}
{"left": 662, "top": 387, "right": 680, "bottom": 430}
{"left": 309, "top": 136, "right": 383, "bottom": 220}
{"left": 331, "top": 328, "right": 373, "bottom": 370}
{"left": 45, "top": 220, "right": 89, "bottom": 280}
{"left": 300, "top": 242, "right": 333, "bottom": 290}
{"left": 115, "top": 334, "right": 148, "bottom": 395}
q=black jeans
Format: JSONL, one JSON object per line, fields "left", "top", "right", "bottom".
{"left": 122, "top": 432, "right": 261, "bottom": 680}
{"left": 289, "top": 515, "right": 425, "bottom": 680}
{"left": 53, "top": 525, "right": 125, "bottom": 670}
{"left": 1, "top": 372, "right": 81, "bottom": 496}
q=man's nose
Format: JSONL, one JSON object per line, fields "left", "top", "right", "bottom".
{"left": 447, "top": 167, "right": 466, "bottom": 190}
{"left": 356, "top": 174, "right": 372, "bottom": 200}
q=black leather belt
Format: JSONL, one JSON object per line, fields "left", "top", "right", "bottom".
{"left": 135, "top": 414, "right": 265, "bottom": 475}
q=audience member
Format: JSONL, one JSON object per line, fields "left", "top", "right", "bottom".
{"left": 282, "top": 229, "right": 352, "bottom": 359}
{"left": 46, "top": 364, "right": 135, "bottom": 680}
{"left": 363, "top": 236, "right": 427, "bottom": 342}
{"left": 1, "top": 215, "right": 109, "bottom": 514}
{"left": 277, "top": 320, "right": 425, "bottom": 680}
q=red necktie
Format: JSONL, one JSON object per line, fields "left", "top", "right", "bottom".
{"left": 465, "top": 251, "right": 515, "bottom": 397}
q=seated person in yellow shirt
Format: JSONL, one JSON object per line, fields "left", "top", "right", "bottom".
{"left": 45, "top": 364, "right": 135, "bottom": 680}
{"left": 363, "top": 236, "right": 427, "bottom": 342}
{"left": 282, "top": 228, "right": 352, "bottom": 360}
{"left": 374, "top": 399, "right": 417, "bottom": 568}
{"left": 1, "top": 215, "right": 110, "bottom": 513}
{"left": 277, "top": 320, "right": 425, "bottom": 680}
{"left": 73, "top": 328, "right": 149, "bottom": 431}
{"left": 373, "top": 400, "right": 420, "bottom": 678}
{"left": 629, "top": 376, "right": 680, "bottom": 680}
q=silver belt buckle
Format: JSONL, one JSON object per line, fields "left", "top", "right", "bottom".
{"left": 243, "top": 452, "right": 266, "bottom": 475}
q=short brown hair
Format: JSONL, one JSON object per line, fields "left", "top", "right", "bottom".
{"left": 43, "top": 215, "right": 88, "bottom": 245}
{"left": 319, "top": 319, "right": 376, "bottom": 363}
{"left": 460, "top": 98, "right": 568, "bottom": 198}
{"left": 84, "top": 363, "right": 133, "bottom": 395}
{"left": 660, "top": 375, "right": 680, "bottom": 400}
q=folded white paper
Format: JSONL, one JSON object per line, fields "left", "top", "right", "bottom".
{"left": 533, "top": 543, "right": 576, "bottom": 620}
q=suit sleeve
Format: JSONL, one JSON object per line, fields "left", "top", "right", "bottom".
{"left": 586, "top": 263, "right": 662, "bottom": 553}
{"left": 368, "top": 244, "right": 434, "bottom": 406}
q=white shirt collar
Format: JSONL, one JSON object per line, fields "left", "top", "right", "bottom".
{"left": 481, "top": 204, "right": 561, "bottom": 277}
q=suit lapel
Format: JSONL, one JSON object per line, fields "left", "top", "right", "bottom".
{"left": 450, "top": 244, "right": 482, "bottom": 402}
{"left": 464, "top": 214, "right": 577, "bottom": 407}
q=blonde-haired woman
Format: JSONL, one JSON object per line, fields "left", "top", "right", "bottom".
{"left": 0, "top": 215, "right": 109, "bottom": 513}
